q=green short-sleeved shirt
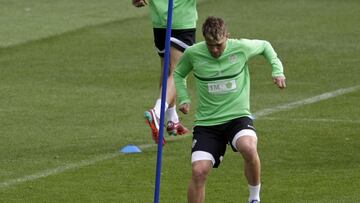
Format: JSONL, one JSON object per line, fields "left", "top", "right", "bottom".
{"left": 149, "top": 0, "right": 197, "bottom": 29}
{"left": 174, "top": 38, "right": 284, "bottom": 126}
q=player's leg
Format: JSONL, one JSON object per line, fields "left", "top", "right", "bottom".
{"left": 158, "top": 54, "right": 176, "bottom": 106}
{"left": 189, "top": 125, "right": 227, "bottom": 203}
{"left": 235, "top": 135, "right": 260, "bottom": 185}
{"left": 229, "top": 117, "right": 261, "bottom": 203}
{"left": 145, "top": 28, "right": 194, "bottom": 142}
{"left": 144, "top": 28, "right": 167, "bottom": 144}
{"left": 236, "top": 136, "right": 261, "bottom": 202}
{"left": 167, "top": 46, "right": 181, "bottom": 106}
{"left": 165, "top": 30, "right": 195, "bottom": 135}
{"left": 144, "top": 47, "right": 180, "bottom": 143}
{"left": 165, "top": 46, "right": 190, "bottom": 135}
{"left": 188, "top": 160, "right": 212, "bottom": 203}
{"left": 145, "top": 47, "right": 180, "bottom": 142}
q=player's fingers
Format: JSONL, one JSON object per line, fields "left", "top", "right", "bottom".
{"left": 180, "top": 104, "right": 190, "bottom": 114}
{"left": 132, "top": 0, "right": 145, "bottom": 7}
{"left": 180, "top": 107, "right": 188, "bottom": 114}
{"left": 278, "top": 79, "right": 286, "bottom": 89}
{"left": 273, "top": 76, "right": 286, "bottom": 89}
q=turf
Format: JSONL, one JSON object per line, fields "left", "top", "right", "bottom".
{"left": 0, "top": 0, "right": 359, "bottom": 202}
{"left": 0, "top": 0, "right": 148, "bottom": 47}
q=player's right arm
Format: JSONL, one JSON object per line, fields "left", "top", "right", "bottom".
{"left": 174, "top": 50, "right": 193, "bottom": 114}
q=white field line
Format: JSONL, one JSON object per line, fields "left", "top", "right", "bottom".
{"left": 1, "top": 85, "right": 359, "bottom": 190}
{"left": 0, "top": 153, "right": 118, "bottom": 189}
{"left": 0, "top": 141, "right": 181, "bottom": 189}
{"left": 258, "top": 117, "right": 360, "bottom": 124}
{"left": 253, "top": 85, "right": 360, "bottom": 118}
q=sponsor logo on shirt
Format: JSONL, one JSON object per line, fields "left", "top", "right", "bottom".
{"left": 208, "top": 79, "right": 236, "bottom": 94}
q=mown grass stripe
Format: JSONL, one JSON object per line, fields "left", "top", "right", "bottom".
{"left": 1, "top": 85, "right": 359, "bottom": 190}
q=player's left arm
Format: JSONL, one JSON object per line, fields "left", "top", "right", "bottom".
{"left": 242, "top": 39, "right": 286, "bottom": 89}
{"left": 256, "top": 40, "right": 286, "bottom": 89}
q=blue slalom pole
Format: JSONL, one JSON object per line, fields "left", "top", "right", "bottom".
{"left": 154, "top": 0, "right": 173, "bottom": 202}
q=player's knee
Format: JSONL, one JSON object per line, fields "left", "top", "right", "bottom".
{"left": 192, "top": 163, "right": 211, "bottom": 183}
{"left": 237, "top": 141, "right": 258, "bottom": 160}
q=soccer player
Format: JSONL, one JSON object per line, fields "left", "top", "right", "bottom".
{"left": 132, "top": 0, "right": 198, "bottom": 144}
{"left": 174, "top": 16, "right": 286, "bottom": 203}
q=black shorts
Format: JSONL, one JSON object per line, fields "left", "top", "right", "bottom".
{"left": 192, "top": 117, "right": 256, "bottom": 168}
{"left": 153, "top": 28, "right": 196, "bottom": 57}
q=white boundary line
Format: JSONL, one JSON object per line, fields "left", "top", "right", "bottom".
{"left": 1, "top": 85, "right": 359, "bottom": 190}
{"left": 0, "top": 153, "right": 118, "bottom": 189}
{"left": 253, "top": 85, "right": 360, "bottom": 118}
{"left": 258, "top": 117, "right": 360, "bottom": 124}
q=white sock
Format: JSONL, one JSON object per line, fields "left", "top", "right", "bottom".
{"left": 154, "top": 99, "right": 168, "bottom": 118}
{"left": 248, "top": 184, "right": 261, "bottom": 202}
{"left": 166, "top": 106, "right": 179, "bottom": 123}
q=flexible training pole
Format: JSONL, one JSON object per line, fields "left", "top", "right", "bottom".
{"left": 154, "top": 0, "right": 173, "bottom": 202}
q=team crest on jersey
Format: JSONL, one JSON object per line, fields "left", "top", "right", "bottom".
{"left": 229, "top": 54, "right": 238, "bottom": 64}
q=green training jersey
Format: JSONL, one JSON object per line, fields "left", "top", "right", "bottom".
{"left": 149, "top": 0, "right": 197, "bottom": 29}
{"left": 174, "top": 38, "right": 284, "bottom": 126}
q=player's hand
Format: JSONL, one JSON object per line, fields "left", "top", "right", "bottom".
{"left": 179, "top": 103, "right": 190, "bottom": 114}
{"left": 273, "top": 76, "right": 286, "bottom": 89}
{"left": 132, "top": 0, "right": 148, "bottom": 7}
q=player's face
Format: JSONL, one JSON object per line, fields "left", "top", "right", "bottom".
{"left": 205, "top": 36, "right": 227, "bottom": 58}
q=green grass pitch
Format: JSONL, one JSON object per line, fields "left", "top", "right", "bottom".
{"left": 0, "top": 0, "right": 359, "bottom": 202}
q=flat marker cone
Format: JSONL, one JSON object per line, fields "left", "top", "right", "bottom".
{"left": 120, "top": 144, "right": 142, "bottom": 154}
